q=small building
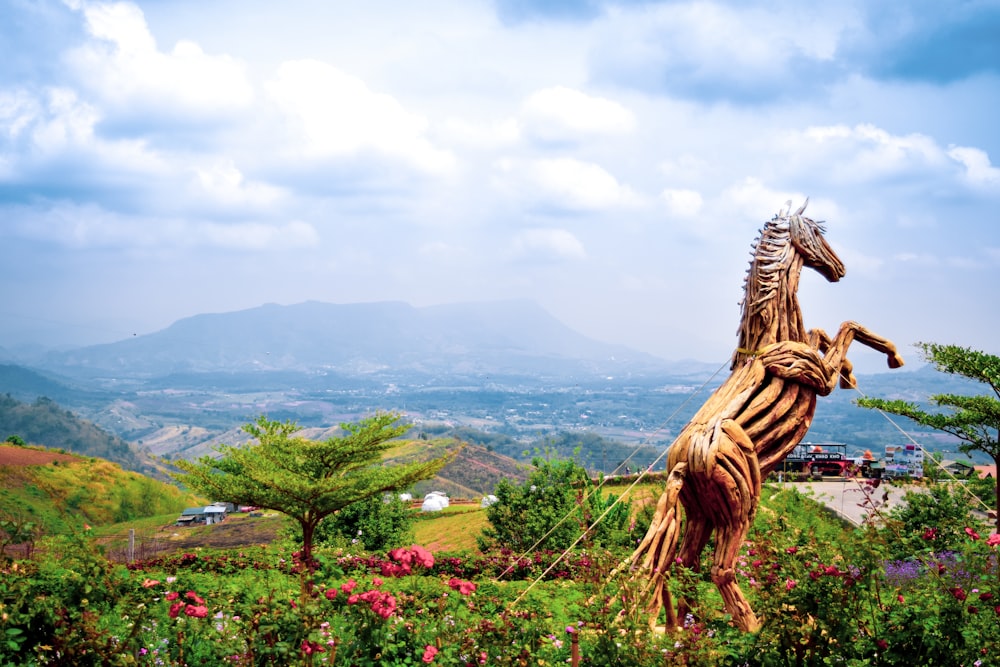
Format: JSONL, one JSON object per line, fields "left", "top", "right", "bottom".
{"left": 175, "top": 505, "right": 228, "bottom": 526}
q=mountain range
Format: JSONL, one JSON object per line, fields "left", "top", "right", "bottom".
{"left": 20, "top": 300, "right": 689, "bottom": 382}
{"left": 0, "top": 299, "right": 985, "bottom": 473}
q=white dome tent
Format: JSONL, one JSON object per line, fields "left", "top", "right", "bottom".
{"left": 421, "top": 491, "right": 449, "bottom": 512}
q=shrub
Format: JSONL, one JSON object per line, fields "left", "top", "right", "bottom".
{"left": 478, "top": 457, "right": 632, "bottom": 553}
{"left": 312, "top": 494, "right": 415, "bottom": 552}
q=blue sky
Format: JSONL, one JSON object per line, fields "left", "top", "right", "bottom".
{"left": 1, "top": 0, "right": 998, "bottom": 373}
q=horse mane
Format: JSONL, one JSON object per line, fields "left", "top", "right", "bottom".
{"left": 733, "top": 206, "right": 799, "bottom": 366}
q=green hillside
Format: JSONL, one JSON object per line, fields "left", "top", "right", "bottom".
{"left": 0, "top": 392, "right": 166, "bottom": 478}
{"left": 0, "top": 443, "right": 202, "bottom": 535}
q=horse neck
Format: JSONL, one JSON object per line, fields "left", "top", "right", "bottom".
{"left": 733, "top": 252, "right": 807, "bottom": 367}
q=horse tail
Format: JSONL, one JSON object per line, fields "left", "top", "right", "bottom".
{"left": 629, "top": 461, "right": 687, "bottom": 629}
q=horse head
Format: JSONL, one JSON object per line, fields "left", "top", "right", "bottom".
{"left": 787, "top": 199, "right": 845, "bottom": 283}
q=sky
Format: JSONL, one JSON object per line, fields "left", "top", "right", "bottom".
{"left": 1, "top": 0, "right": 998, "bottom": 374}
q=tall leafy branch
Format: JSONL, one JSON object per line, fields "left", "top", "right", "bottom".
{"left": 172, "top": 412, "right": 455, "bottom": 564}
{"left": 857, "top": 342, "right": 1000, "bottom": 533}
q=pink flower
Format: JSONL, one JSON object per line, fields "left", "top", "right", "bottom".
{"left": 324, "top": 588, "right": 338, "bottom": 600}
{"left": 168, "top": 602, "right": 184, "bottom": 618}
{"left": 185, "top": 591, "right": 205, "bottom": 604}
{"left": 165, "top": 591, "right": 179, "bottom": 601}
{"left": 447, "top": 578, "right": 477, "bottom": 595}
{"left": 965, "top": 527, "right": 981, "bottom": 541}
{"left": 410, "top": 545, "right": 435, "bottom": 568}
{"left": 785, "top": 579, "right": 797, "bottom": 591}
{"left": 142, "top": 578, "right": 160, "bottom": 588}
{"left": 341, "top": 579, "right": 358, "bottom": 594}
{"left": 184, "top": 604, "right": 208, "bottom": 618}
{"left": 372, "top": 577, "right": 383, "bottom": 587}
{"left": 422, "top": 645, "right": 438, "bottom": 663}
{"left": 347, "top": 594, "right": 360, "bottom": 605}
{"left": 785, "top": 546, "right": 798, "bottom": 554}
{"left": 987, "top": 533, "right": 1000, "bottom": 547}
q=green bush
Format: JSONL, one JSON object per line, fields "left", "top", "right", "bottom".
{"left": 478, "top": 457, "right": 633, "bottom": 553}
{"left": 312, "top": 494, "right": 415, "bottom": 552}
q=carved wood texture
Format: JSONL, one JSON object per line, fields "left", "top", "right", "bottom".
{"left": 629, "top": 202, "right": 904, "bottom": 632}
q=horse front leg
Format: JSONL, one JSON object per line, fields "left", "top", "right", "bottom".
{"left": 817, "top": 321, "right": 904, "bottom": 390}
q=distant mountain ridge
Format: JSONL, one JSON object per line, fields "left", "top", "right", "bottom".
{"left": 39, "top": 300, "right": 681, "bottom": 380}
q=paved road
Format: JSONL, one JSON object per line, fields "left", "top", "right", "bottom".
{"left": 772, "top": 480, "right": 915, "bottom": 526}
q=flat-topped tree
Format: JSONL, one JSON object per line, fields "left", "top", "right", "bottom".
{"left": 172, "top": 413, "right": 455, "bottom": 566}
{"left": 858, "top": 342, "right": 1000, "bottom": 534}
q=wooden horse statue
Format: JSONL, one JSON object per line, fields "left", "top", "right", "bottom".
{"left": 629, "top": 200, "right": 904, "bottom": 632}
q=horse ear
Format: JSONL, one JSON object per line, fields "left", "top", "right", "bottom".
{"left": 795, "top": 198, "right": 809, "bottom": 216}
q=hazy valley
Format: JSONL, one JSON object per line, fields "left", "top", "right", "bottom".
{"left": 0, "top": 300, "right": 984, "bottom": 481}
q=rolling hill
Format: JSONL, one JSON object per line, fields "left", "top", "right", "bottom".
{"left": 0, "top": 443, "right": 201, "bottom": 535}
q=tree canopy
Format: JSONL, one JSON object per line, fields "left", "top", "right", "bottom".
{"left": 172, "top": 412, "right": 455, "bottom": 564}
{"left": 856, "top": 342, "right": 1000, "bottom": 532}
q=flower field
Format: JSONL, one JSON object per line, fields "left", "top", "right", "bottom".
{"left": 1, "top": 484, "right": 998, "bottom": 666}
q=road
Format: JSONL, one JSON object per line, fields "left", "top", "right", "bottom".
{"left": 773, "top": 479, "right": 915, "bottom": 526}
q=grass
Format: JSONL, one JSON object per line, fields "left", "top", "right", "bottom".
{"left": 413, "top": 506, "right": 489, "bottom": 552}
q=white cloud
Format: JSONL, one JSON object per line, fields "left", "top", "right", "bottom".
{"left": 508, "top": 228, "right": 587, "bottom": 261}
{"left": 519, "top": 86, "right": 635, "bottom": 143}
{"left": 803, "top": 124, "right": 946, "bottom": 179}
{"left": 439, "top": 117, "right": 520, "bottom": 149}
{"left": 661, "top": 188, "right": 702, "bottom": 217}
{"left": 947, "top": 146, "right": 1000, "bottom": 188}
{"left": 494, "top": 157, "right": 639, "bottom": 212}
{"left": 591, "top": 2, "right": 849, "bottom": 101}
{"left": 722, "top": 178, "right": 806, "bottom": 221}
{"left": 3, "top": 201, "right": 317, "bottom": 250}
{"left": 265, "top": 59, "right": 454, "bottom": 174}
{"left": 191, "top": 159, "right": 285, "bottom": 210}
{"left": 68, "top": 1, "right": 254, "bottom": 119}
{"left": 0, "top": 86, "right": 165, "bottom": 181}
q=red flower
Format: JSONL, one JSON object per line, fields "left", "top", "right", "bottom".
{"left": 301, "top": 640, "right": 325, "bottom": 655}
{"left": 347, "top": 594, "right": 360, "bottom": 605}
{"left": 876, "top": 639, "right": 888, "bottom": 650}
{"left": 341, "top": 579, "right": 358, "bottom": 594}
{"left": 185, "top": 591, "right": 205, "bottom": 604}
{"left": 165, "top": 591, "right": 179, "bottom": 601}
{"left": 987, "top": 533, "right": 1000, "bottom": 547}
{"left": 965, "top": 527, "right": 981, "bottom": 541}
{"left": 979, "top": 592, "right": 994, "bottom": 601}
{"left": 325, "top": 588, "right": 338, "bottom": 600}
{"left": 168, "top": 602, "right": 184, "bottom": 618}
{"left": 422, "top": 645, "right": 438, "bottom": 663}
{"left": 897, "top": 595, "right": 905, "bottom": 604}
{"left": 785, "top": 546, "right": 798, "bottom": 554}
{"left": 951, "top": 587, "right": 968, "bottom": 601}
{"left": 922, "top": 527, "right": 937, "bottom": 540}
